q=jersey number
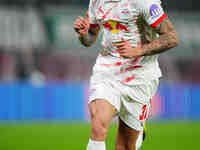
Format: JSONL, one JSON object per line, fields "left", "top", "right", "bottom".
{"left": 139, "top": 104, "right": 148, "bottom": 121}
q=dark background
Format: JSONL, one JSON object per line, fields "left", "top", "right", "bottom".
{"left": 0, "top": 0, "right": 199, "bottom": 11}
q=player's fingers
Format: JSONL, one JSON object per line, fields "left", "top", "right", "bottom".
{"left": 118, "top": 51, "right": 125, "bottom": 55}
{"left": 75, "top": 18, "right": 83, "bottom": 23}
{"left": 114, "top": 42, "right": 126, "bottom": 47}
{"left": 122, "top": 50, "right": 136, "bottom": 58}
{"left": 74, "top": 25, "right": 83, "bottom": 32}
{"left": 120, "top": 53, "right": 131, "bottom": 58}
{"left": 76, "top": 18, "right": 86, "bottom": 27}
{"left": 77, "top": 15, "right": 89, "bottom": 24}
{"left": 80, "top": 22, "right": 88, "bottom": 29}
{"left": 78, "top": 16, "right": 84, "bottom": 20}
{"left": 75, "top": 17, "right": 83, "bottom": 23}
{"left": 80, "top": 28, "right": 88, "bottom": 33}
{"left": 117, "top": 47, "right": 126, "bottom": 53}
{"left": 80, "top": 26, "right": 88, "bottom": 31}
{"left": 75, "top": 19, "right": 84, "bottom": 25}
{"left": 78, "top": 28, "right": 84, "bottom": 33}
{"left": 74, "top": 22, "right": 82, "bottom": 28}
{"left": 116, "top": 44, "right": 127, "bottom": 51}
{"left": 78, "top": 29, "right": 84, "bottom": 35}
{"left": 73, "top": 23, "right": 80, "bottom": 29}
{"left": 82, "top": 19, "right": 90, "bottom": 27}
{"left": 79, "top": 17, "right": 88, "bottom": 25}
{"left": 116, "top": 47, "right": 122, "bottom": 52}
{"left": 76, "top": 23, "right": 87, "bottom": 31}
{"left": 74, "top": 21, "right": 84, "bottom": 29}
{"left": 119, "top": 52, "right": 127, "bottom": 58}
{"left": 78, "top": 19, "right": 89, "bottom": 28}
{"left": 123, "top": 45, "right": 131, "bottom": 51}
{"left": 74, "top": 22, "right": 87, "bottom": 33}
{"left": 120, "top": 45, "right": 132, "bottom": 53}
{"left": 79, "top": 29, "right": 88, "bottom": 35}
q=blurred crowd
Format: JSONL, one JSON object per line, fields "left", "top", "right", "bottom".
{"left": 0, "top": 3, "right": 199, "bottom": 84}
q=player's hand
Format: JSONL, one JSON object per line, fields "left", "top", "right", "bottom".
{"left": 73, "top": 12, "right": 90, "bottom": 35}
{"left": 114, "top": 39, "right": 145, "bottom": 58}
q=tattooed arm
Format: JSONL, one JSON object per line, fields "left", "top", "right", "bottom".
{"left": 73, "top": 13, "right": 100, "bottom": 47}
{"left": 78, "top": 25, "right": 100, "bottom": 47}
{"left": 141, "top": 17, "right": 179, "bottom": 56}
{"left": 114, "top": 17, "right": 179, "bottom": 58}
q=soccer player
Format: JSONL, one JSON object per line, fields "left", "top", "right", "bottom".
{"left": 74, "top": 0, "right": 179, "bottom": 150}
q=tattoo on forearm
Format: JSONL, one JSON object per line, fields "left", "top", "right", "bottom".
{"left": 142, "top": 18, "right": 179, "bottom": 56}
{"left": 79, "top": 26, "right": 99, "bottom": 47}
{"left": 79, "top": 33, "right": 94, "bottom": 47}
{"left": 142, "top": 31, "right": 178, "bottom": 56}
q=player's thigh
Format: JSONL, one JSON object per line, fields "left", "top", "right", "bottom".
{"left": 89, "top": 99, "right": 116, "bottom": 126}
{"left": 115, "top": 118, "right": 140, "bottom": 150}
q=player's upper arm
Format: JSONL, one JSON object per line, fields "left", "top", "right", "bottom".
{"left": 88, "top": 0, "right": 100, "bottom": 40}
{"left": 137, "top": 0, "right": 166, "bottom": 28}
{"left": 137, "top": 0, "right": 178, "bottom": 44}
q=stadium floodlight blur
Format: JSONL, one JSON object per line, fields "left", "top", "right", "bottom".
{"left": 0, "top": 4, "right": 47, "bottom": 83}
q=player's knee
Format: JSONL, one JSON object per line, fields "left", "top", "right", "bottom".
{"left": 90, "top": 109, "right": 108, "bottom": 139}
{"left": 89, "top": 100, "right": 113, "bottom": 140}
{"left": 91, "top": 116, "right": 107, "bottom": 140}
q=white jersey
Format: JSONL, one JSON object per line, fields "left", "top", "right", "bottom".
{"left": 88, "top": 0, "right": 166, "bottom": 85}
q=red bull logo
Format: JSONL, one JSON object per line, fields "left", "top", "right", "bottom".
{"left": 103, "top": 20, "right": 130, "bottom": 34}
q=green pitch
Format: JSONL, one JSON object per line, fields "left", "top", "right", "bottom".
{"left": 0, "top": 122, "right": 199, "bottom": 150}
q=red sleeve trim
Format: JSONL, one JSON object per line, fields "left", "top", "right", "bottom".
{"left": 150, "top": 13, "right": 167, "bottom": 28}
{"left": 90, "top": 24, "right": 99, "bottom": 28}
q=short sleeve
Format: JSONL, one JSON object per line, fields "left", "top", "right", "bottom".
{"left": 88, "top": 0, "right": 98, "bottom": 26}
{"left": 137, "top": 0, "right": 166, "bottom": 28}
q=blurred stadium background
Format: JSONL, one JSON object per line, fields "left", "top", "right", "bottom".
{"left": 0, "top": 0, "right": 199, "bottom": 150}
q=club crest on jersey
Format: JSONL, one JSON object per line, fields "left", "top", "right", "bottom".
{"left": 103, "top": 20, "right": 129, "bottom": 34}
{"left": 149, "top": 4, "right": 162, "bottom": 18}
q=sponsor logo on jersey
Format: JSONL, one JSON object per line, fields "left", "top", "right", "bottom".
{"left": 103, "top": 20, "right": 129, "bottom": 34}
{"left": 149, "top": 4, "right": 162, "bottom": 18}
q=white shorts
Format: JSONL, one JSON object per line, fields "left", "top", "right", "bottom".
{"left": 88, "top": 74, "right": 159, "bottom": 131}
